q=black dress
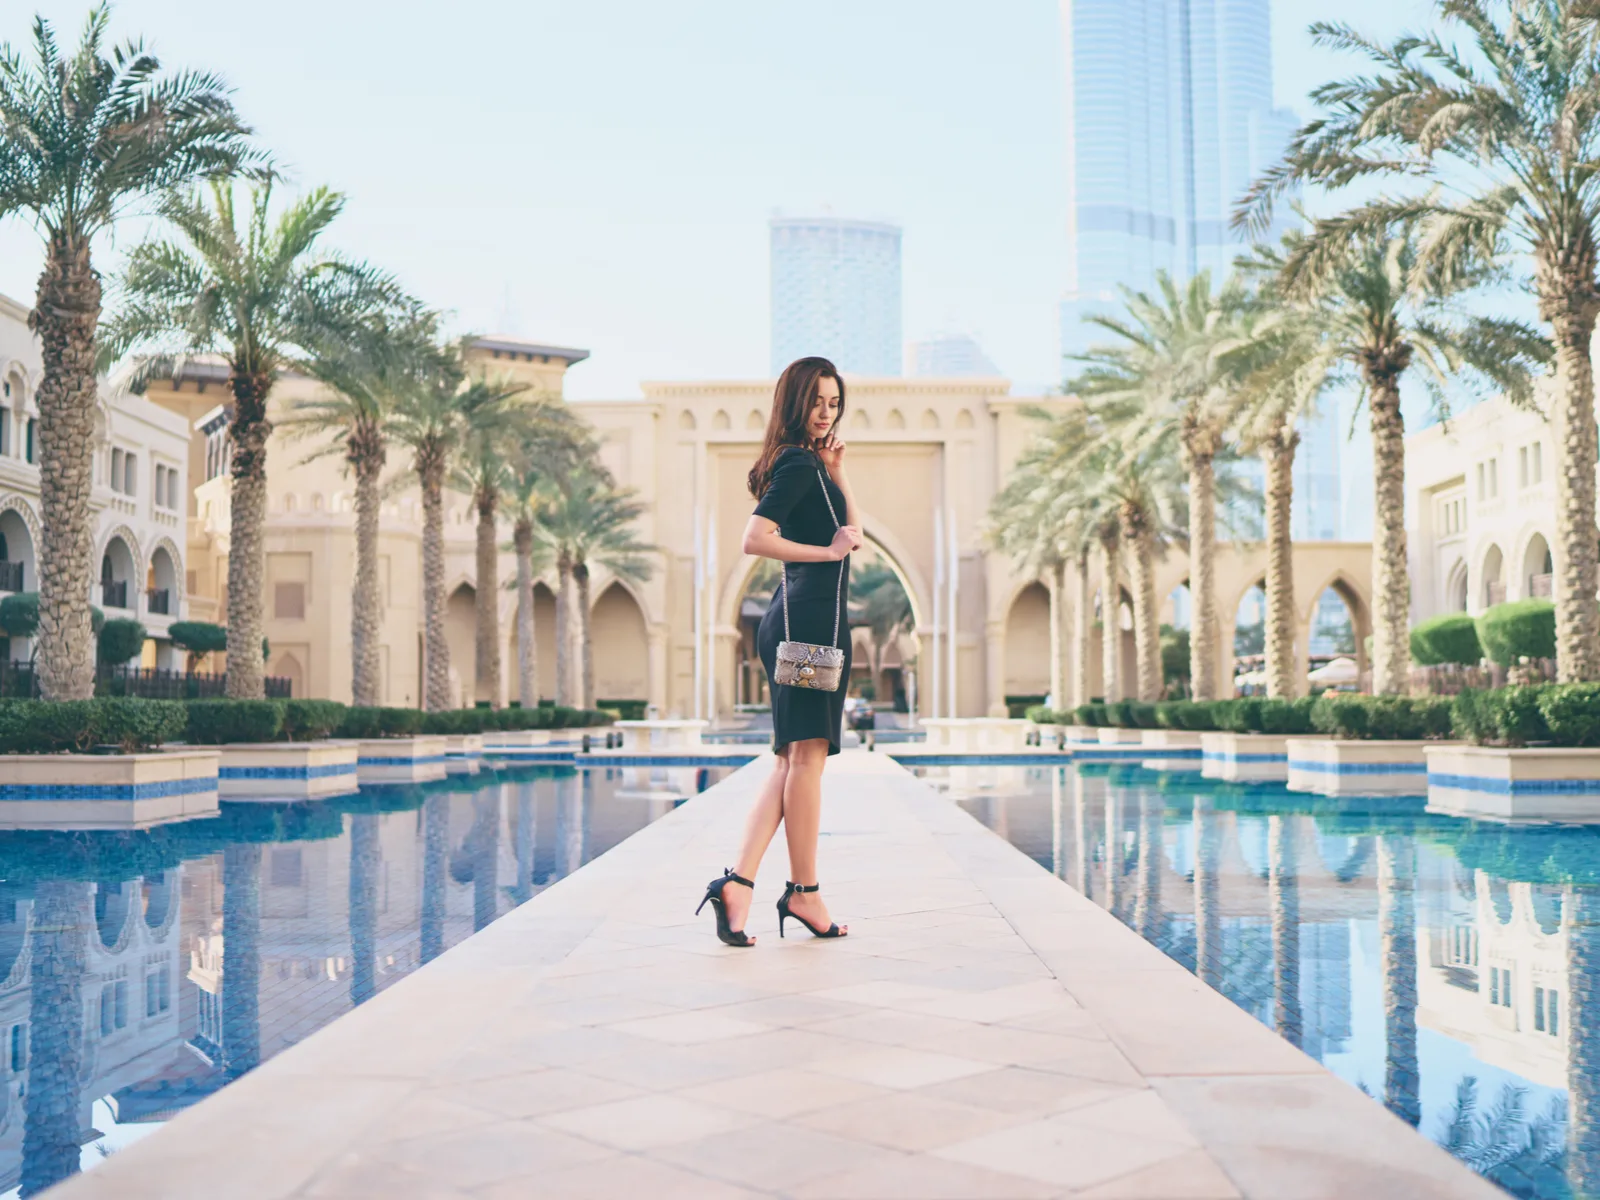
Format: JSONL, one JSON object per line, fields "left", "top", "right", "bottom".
{"left": 753, "top": 446, "right": 852, "bottom": 755}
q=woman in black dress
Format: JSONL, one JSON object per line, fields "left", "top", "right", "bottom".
{"left": 696, "top": 357, "right": 862, "bottom": 946}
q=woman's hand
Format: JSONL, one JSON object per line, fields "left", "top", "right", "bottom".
{"left": 829, "top": 524, "right": 864, "bottom": 560}
{"left": 816, "top": 433, "right": 847, "bottom": 476}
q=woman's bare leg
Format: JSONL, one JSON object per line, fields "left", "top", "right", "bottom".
{"left": 781, "top": 738, "right": 845, "bottom": 933}
{"left": 719, "top": 751, "right": 789, "bottom": 938}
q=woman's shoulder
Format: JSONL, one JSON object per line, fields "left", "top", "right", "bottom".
{"left": 773, "top": 444, "right": 815, "bottom": 465}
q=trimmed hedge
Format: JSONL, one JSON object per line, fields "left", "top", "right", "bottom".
{"left": 1075, "top": 704, "right": 1108, "bottom": 727}
{"left": 336, "top": 706, "right": 425, "bottom": 739}
{"left": 281, "top": 699, "right": 347, "bottom": 741}
{"left": 1310, "top": 694, "right": 1453, "bottom": 740}
{"left": 0, "top": 697, "right": 187, "bottom": 753}
{"left": 1410, "top": 613, "right": 1482, "bottom": 667}
{"left": 185, "top": 699, "right": 284, "bottom": 744}
{"left": 1214, "top": 697, "right": 1317, "bottom": 735}
{"left": 1476, "top": 599, "right": 1556, "bottom": 667}
{"left": 1154, "top": 701, "right": 1221, "bottom": 731}
{"left": 1452, "top": 686, "right": 1551, "bottom": 747}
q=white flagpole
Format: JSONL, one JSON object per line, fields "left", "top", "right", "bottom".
{"left": 931, "top": 508, "right": 944, "bottom": 720}
{"left": 947, "top": 508, "right": 958, "bottom": 718}
{"left": 705, "top": 507, "right": 718, "bottom": 724}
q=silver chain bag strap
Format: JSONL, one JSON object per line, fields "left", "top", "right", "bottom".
{"left": 773, "top": 465, "right": 847, "bottom": 692}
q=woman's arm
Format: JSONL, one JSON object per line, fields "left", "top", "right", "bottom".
{"left": 742, "top": 515, "right": 861, "bottom": 563}
{"left": 816, "top": 435, "right": 862, "bottom": 528}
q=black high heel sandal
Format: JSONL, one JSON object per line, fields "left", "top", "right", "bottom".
{"left": 777, "top": 881, "right": 847, "bottom": 939}
{"left": 696, "top": 869, "right": 756, "bottom": 947}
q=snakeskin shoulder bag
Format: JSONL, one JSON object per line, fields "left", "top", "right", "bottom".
{"left": 773, "top": 465, "right": 847, "bottom": 692}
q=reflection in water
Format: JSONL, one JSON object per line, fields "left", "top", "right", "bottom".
{"left": 348, "top": 814, "right": 379, "bottom": 1007}
{"left": 221, "top": 844, "right": 261, "bottom": 1079}
{"left": 20, "top": 881, "right": 88, "bottom": 1198}
{"left": 940, "top": 764, "right": 1600, "bottom": 1200}
{"left": 0, "top": 764, "right": 728, "bottom": 1192}
{"left": 1379, "top": 835, "right": 1421, "bottom": 1127}
{"left": 1269, "top": 815, "right": 1302, "bottom": 1049}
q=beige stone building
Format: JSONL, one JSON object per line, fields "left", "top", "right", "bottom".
{"left": 141, "top": 343, "right": 1377, "bottom": 715}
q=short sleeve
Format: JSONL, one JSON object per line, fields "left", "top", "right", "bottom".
{"left": 752, "top": 448, "right": 815, "bottom": 526}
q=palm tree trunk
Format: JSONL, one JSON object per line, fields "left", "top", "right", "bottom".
{"left": 1121, "top": 503, "right": 1161, "bottom": 702}
{"left": 32, "top": 232, "right": 100, "bottom": 702}
{"left": 1268, "top": 815, "right": 1301, "bottom": 1049}
{"left": 514, "top": 519, "right": 538, "bottom": 707}
{"left": 1048, "top": 558, "right": 1065, "bottom": 708}
{"left": 1367, "top": 371, "right": 1410, "bottom": 696}
{"left": 1134, "top": 786, "right": 1162, "bottom": 939}
{"left": 1377, "top": 834, "right": 1420, "bottom": 1127}
{"left": 472, "top": 789, "right": 500, "bottom": 932}
{"left": 474, "top": 489, "right": 501, "bottom": 707}
{"left": 20, "top": 881, "right": 89, "bottom": 1198}
{"left": 1565, "top": 884, "right": 1600, "bottom": 1192}
{"left": 1072, "top": 547, "right": 1091, "bottom": 708}
{"left": 1188, "top": 449, "right": 1218, "bottom": 700}
{"left": 1544, "top": 298, "right": 1600, "bottom": 680}
{"left": 1099, "top": 529, "right": 1122, "bottom": 703}
{"left": 514, "top": 780, "right": 537, "bottom": 905}
{"left": 575, "top": 560, "right": 593, "bottom": 709}
{"left": 554, "top": 551, "right": 573, "bottom": 706}
{"left": 1263, "top": 428, "right": 1299, "bottom": 699}
{"left": 349, "top": 428, "right": 384, "bottom": 707}
{"left": 420, "top": 455, "right": 451, "bottom": 711}
{"left": 348, "top": 812, "right": 379, "bottom": 1006}
{"left": 225, "top": 367, "right": 272, "bottom": 700}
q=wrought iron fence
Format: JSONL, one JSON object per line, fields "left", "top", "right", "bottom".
{"left": 1529, "top": 573, "right": 1554, "bottom": 598}
{"left": 100, "top": 580, "right": 128, "bottom": 609}
{"left": 0, "top": 661, "right": 291, "bottom": 699}
{"left": 146, "top": 588, "right": 170, "bottom": 615}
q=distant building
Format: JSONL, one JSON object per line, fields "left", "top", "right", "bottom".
{"left": 1293, "top": 404, "right": 1344, "bottom": 541}
{"left": 1059, "top": 0, "right": 1298, "bottom": 360}
{"left": 910, "top": 334, "right": 999, "bottom": 378}
{"left": 770, "top": 216, "right": 902, "bottom": 376}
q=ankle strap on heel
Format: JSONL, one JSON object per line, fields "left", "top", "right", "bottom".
{"left": 723, "top": 869, "right": 755, "bottom": 889}
{"left": 785, "top": 881, "right": 820, "bottom": 893}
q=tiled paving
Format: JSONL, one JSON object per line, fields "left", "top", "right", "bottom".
{"left": 49, "top": 752, "right": 1500, "bottom": 1199}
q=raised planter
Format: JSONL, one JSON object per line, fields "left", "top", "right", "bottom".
{"left": 614, "top": 720, "right": 706, "bottom": 751}
{"left": 445, "top": 734, "right": 483, "bottom": 775}
{"left": 1140, "top": 728, "right": 1204, "bottom": 771}
{"left": 1201, "top": 732, "right": 1312, "bottom": 783}
{"left": 217, "top": 742, "right": 359, "bottom": 801}
{"left": 482, "top": 729, "right": 554, "bottom": 757}
{"left": 356, "top": 736, "right": 449, "bottom": 784}
{"left": 0, "top": 749, "right": 219, "bottom": 830}
{"left": 1286, "top": 738, "right": 1438, "bottom": 797}
{"left": 1025, "top": 723, "right": 1066, "bottom": 749}
{"left": 919, "top": 718, "right": 1031, "bottom": 754}
{"left": 1063, "top": 724, "right": 1102, "bottom": 747}
{"left": 1426, "top": 744, "right": 1600, "bottom": 821}
{"left": 1097, "top": 727, "right": 1143, "bottom": 746}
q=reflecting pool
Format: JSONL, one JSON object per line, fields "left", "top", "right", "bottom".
{"left": 916, "top": 763, "right": 1599, "bottom": 1200}
{"left": 0, "top": 762, "right": 728, "bottom": 1198}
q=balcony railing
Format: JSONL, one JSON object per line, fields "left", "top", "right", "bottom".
{"left": 146, "top": 587, "right": 170, "bottom": 615}
{"left": 0, "top": 561, "right": 23, "bottom": 593}
{"left": 1486, "top": 582, "right": 1508, "bottom": 606}
{"left": 0, "top": 663, "right": 292, "bottom": 699}
{"left": 1530, "top": 573, "right": 1554, "bottom": 599}
{"left": 101, "top": 580, "right": 128, "bottom": 609}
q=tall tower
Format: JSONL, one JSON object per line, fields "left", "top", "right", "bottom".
{"left": 769, "top": 216, "right": 902, "bottom": 377}
{"left": 1059, "top": 0, "right": 1297, "bottom": 361}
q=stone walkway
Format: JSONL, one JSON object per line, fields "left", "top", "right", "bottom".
{"left": 53, "top": 752, "right": 1498, "bottom": 1199}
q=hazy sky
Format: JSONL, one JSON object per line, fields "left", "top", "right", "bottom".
{"left": 0, "top": 1, "right": 1438, "bottom": 398}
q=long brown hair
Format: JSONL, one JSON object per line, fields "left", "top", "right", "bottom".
{"left": 747, "top": 356, "right": 845, "bottom": 498}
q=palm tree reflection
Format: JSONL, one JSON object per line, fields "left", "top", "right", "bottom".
{"left": 1378, "top": 834, "right": 1420, "bottom": 1127}
{"left": 1268, "top": 815, "right": 1301, "bottom": 1049}
{"left": 20, "top": 881, "right": 89, "bottom": 1198}
{"left": 220, "top": 844, "right": 261, "bottom": 1079}
{"left": 348, "top": 813, "right": 379, "bottom": 1006}
{"left": 420, "top": 793, "right": 449, "bottom": 964}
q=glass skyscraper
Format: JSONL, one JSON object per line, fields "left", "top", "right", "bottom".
{"left": 1060, "top": 0, "right": 1298, "bottom": 361}
{"left": 770, "top": 216, "right": 902, "bottom": 377}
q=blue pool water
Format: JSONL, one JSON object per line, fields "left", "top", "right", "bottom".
{"left": 913, "top": 762, "right": 1600, "bottom": 1200}
{"left": 0, "top": 762, "right": 728, "bottom": 1198}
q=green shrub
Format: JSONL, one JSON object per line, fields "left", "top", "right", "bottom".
{"left": 1476, "top": 599, "right": 1556, "bottom": 667}
{"left": 1536, "top": 683, "right": 1600, "bottom": 748}
{"left": 185, "top": 699, "right": 284, "bottom": 745}
{"left": 599, "top": 698, "right": 647, "bottom": 721}
{"left": 0, "top": 697, "right": 185, "bottom": 753}
{"left": 1452, "top": 686, "right": 1552, "bottom": 747}
{"left": 1152, "top": 700, "right": 1219, "bottom": 730}
{"left": 281, "top": 699, "right": 346, "bottom": 741}
{"left": 1025, "top": 704, "right": 1055, "bottom": 725}
{"left": 97, "top": 617, "right": 148, "bottom": 665}
{"left": 1310, "top": 694, "right": 1454, "bottom": 740}
{"left": 1074, "top": 704, "right": 1108, "bottom": 727}
{"left": 1214, "top": 697, "right": 1315, "bottom": 735}
{"left": 336, "top": 707, "right": 383, "bottom": 738}
{"left": 1410, "top": 613, "right": 1483, "bottom": 666}
{"left": 1104, "top": 700, "right": 1157, "bottom": 729}
{"left": 168, "top": 621, "right": 228, "bottom": 669}
{"left": 377, "top": 707, "right": 423, "bottom": 737}
{"left": 0, "top": 593, "right": 103, "bottom": 639}
{"left": 420, "top": 708, "right": 485, "bottom": 735}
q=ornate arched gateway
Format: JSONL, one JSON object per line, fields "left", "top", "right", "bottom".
{"left": 569, "top": 380, "right": 1376, "bottom": 719}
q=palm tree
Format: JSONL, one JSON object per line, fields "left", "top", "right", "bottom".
{"left": 452, "top": 393, "right": 587, "bottom": 707}
{"left": 849, "top": 562, "right": 915, "bottom": 695}
{"left": 1377, "top": 834, "right": 1420, "bottom": 1127}
{"left": 1268, "top": 815, "right": 1302, "bottom": 1048}
{"left": 348, "top": 813, "right": 379, "bottom": 1006}
{"left": 1236, "top": 9, "right": 1583, "bottom": 670}
{"left": 105, "top": 181, "right": 404, "bottom": 698}
{"left": 1071, "top": 272, "right": 1251, "bottom": 700}
{"left": 0, "top": 8, "right": 255, "bottom": 699}
{"left": 387, "top": 362, "right": 519, "bottom": 711}
{"left": 539, "top": 466, "right": 654, "bottom": 708}
{"left": 504, "top": 462, "right": 553, "bottom": 708}
{"left": 1234, "top": 228, "right": 1544, "bottom": 694}
{"left": 283, "top": 307, "right": 438, "bottom": 705}
{"left": 220, "top": 843, "right": 261, "bottom": 1078}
